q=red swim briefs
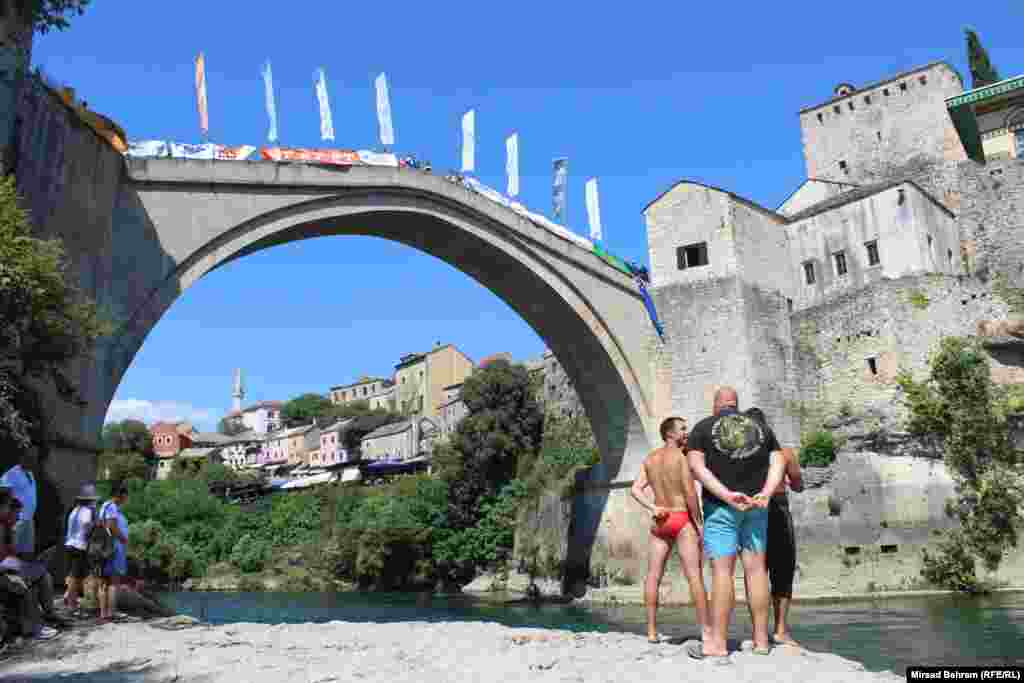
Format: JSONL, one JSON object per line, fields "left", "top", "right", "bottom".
{"left": 651, "top": 511, "right": 691, "bottom": 541}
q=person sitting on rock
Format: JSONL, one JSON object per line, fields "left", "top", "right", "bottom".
{"left": 0, "top": 488, "right": 58, "bottom": 641}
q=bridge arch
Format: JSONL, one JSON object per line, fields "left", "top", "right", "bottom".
{"left": 102, "top": 160, "right": 661, "bottom": 487}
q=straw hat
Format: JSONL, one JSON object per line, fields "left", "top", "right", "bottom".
{"left": 75, "top": 483, "right": 100, "bottom": 501}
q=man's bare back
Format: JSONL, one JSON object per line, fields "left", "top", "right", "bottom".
{"left": 643, "top": 445, "right": 693, "bottom": 515}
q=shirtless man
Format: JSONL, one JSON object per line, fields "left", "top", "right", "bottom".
{"left": 630, "top": 416, "right": 710, "bottom": 644}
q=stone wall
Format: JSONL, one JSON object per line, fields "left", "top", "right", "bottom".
{"left": 4, "top": 75, "right": 127, "bottom": 571}
{"left": 790, "top": 274, "right": 1010, "bottom": 428}
{"left": 798, "top": 62, "right": 967, "bottom": 186}
{"left": 956, "top": 157, "right": 1024, "bottom": 291}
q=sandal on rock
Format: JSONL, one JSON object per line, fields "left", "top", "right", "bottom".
{"left": 752, "top": 646, "right": 772, "bottom": 655}
{"left": 686, "top": 641, "right": 731, "bottom": 664}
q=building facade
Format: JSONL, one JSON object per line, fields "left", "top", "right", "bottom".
{"left": 226, "top": 400, "right": 284, "bottom": 435}
{"left": 329, "top": 377, "right": 395, "bottom": 409}
{"left": 438, "top": 383, "right": 468, "bottom": 440}
{"left": 319, "top": 418, "right": 355, "bottom": 466}
{"left": 360, "top": 420, "right": 417, "bottom": 461}
{"left": 643, "top": 60, "right": 1024, "bottom": 446}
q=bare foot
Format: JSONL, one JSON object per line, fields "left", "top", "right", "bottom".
{"left": 701, "top": 625, "right": 713, "bottom": 642}
{"left": 772, "top": 632, "right": 800, "bottom": 647}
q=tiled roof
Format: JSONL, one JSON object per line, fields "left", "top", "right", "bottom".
{"left": 362, "top": 420, "right": 412, "bottom": 440}
{"left": 191, "top": 432, "right": 232, "bottom": 445}
{"left": 320, "top": 418, "right": 355, "bottom": 434}
{"left": 643, "top": 179, "right": 786, "bottom": 221}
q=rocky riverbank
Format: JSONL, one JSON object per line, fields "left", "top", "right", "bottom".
{"left": 4, "top": 619, "right": 902, "bottom": 682}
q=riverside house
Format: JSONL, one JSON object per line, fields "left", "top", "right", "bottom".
{"left": 360, "top": 419, "right": 416, "bottom": 461}
{"left": 318, "top": 418, "right": 355, "bottom": 466}
{"left": 261, "top": 424, "right": 312, "bottom": 466}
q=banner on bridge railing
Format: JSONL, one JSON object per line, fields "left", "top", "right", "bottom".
{"left": 261, "top": 147, "right": 361, "bottom": 165}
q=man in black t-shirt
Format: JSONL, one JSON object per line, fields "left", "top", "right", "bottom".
{"left": 684, "top": 387, "right": 785, "bottom": 661}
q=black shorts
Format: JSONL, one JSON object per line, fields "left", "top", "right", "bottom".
{"left": 766, "top": 495, "right": 797, "bottom": 598}
{"left": 65, "top": 546, "right": 91, "bottom": 579}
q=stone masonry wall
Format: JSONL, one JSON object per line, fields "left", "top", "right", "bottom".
{"left": 799, "top": 62, "right": 967, "bottom": 186}
{"left": 956, "top": 157, "right": 1024, "bottom": 290}
{"left": 790, "top": 274, "right": 1011, "bottom": 432}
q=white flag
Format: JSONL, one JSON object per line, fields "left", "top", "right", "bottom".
{"left": 315, "top": 68, "right": 335, "bottom": 141}
{"left": 586, "top": 178, "right": 603, "bottom": 242}
{"left": 461, "top": 109, "right": 475, "bottom": 173}
{"left": 376, "top": 73, "right": 394, "bottom": 146}
{"left": 506, "top": 133, "right": 519, "bottom": 197}
{"left": 263, "top": 60, "right": 278, "bottom": 143}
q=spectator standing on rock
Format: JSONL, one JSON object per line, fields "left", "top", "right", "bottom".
{"left": 63, "top": 483, "right": 99, "bottom": 612}
{"left": 685, "top": 387, "right": 786, "bottom": 661}
{"left": 0, "top": 447, "right": 40, "bottom": 559}
{"left": 630, "top": 417, "right": 710, "bottom": 644}
{"left": 745, "top": 408, "right": 804, "bottom": 648}
{"left": 97, "top": 482, "right": 129, "bottom": 623}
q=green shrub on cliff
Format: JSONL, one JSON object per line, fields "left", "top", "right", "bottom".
{"left": 800, "top": 430, "right": 837, "bottom": 467}
{"left": 898, "top": 337, "right": 1024, "bottom": 593}
{"left": 230, "top": 534, "right": 273, "bottom": 573}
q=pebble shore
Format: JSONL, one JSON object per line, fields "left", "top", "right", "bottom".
{"left": 4, "top": 618, "right": 904, "bottom": 682}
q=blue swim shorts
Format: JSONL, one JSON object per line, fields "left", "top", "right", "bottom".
{"left": 702, "top": 498, "right": 769, "bottom": 560}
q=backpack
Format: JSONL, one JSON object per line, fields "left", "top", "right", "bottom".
{"left": 86, "top": 503, "right": 116, "bottom": 565}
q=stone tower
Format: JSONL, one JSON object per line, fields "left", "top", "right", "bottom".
{"left": 232, "top": 368, "right": 244, "bottom": 413}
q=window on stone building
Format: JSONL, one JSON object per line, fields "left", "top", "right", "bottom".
{"left": 881, "top": 544, "right": 898, "bottom": 554}
{"left": 865, "top": 240, "right": 880, "bottom": 266}
{"left": 833, "top": 105, "right": 841, "bottom": 114}
{"left": 848, "top": 101, "right": 854, "bottom": 111}
{"left": 838, "top": 160, "right": 848, "bottom": 173}
{"left": 676, "top": 242, "right": 709, "bottom": 270}
{"left": 883, "top": 88, "right": 890, "bottom": 96}
{"left": 786, "top": 298, "right": 793, "bottom": 313}
{"left": 877, "top": 131, "right": 882, "bottom": 141}
{"left": 919, "top": 75, "right": 927, "bottom": 86}
{"left": 833, "top": 251, "right": 848, "bottom": 276}
{"left": 927, "top": 234, "right": 934, "bottom": 260}
{"left": 867, "top": 357, "right": 878, "bottom": 375}
{"left": 817, "top": 112, "right": 823, "bottom": 124}
{"left": 947, "top": 248, "right": 954, "bottom": 268}
{"left": 864, "top": 95, "right": 872, "bottom": 105}
{"left": 803, "top": 261, "right": 816, "bottom": 285}
{"left": 899, "top": 82, "right": 907, "bottom": 92}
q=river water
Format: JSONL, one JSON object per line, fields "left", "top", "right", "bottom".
{"left": 159, "top": 590, "right": 1024, "bottom": 675}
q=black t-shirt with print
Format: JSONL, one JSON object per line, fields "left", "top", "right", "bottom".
{"left": 688, "top": 409, "right": 780, "bottom": 503}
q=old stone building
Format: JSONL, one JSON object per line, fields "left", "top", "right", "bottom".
{"left": 645, "top": 60, "right": 1024, "bottom": 446}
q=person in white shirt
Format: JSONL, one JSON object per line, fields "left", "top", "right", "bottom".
{"left": 0, "top": 447, "right": 39, "bottom": 559}
{"left": 62, "top": 483, "right": 99, "bottom": 612}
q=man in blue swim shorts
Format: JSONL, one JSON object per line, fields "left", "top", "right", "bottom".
{"left": 684, "top": 387, "right": 785, "bottom": 661}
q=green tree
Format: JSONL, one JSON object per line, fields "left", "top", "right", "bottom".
{"left": 97, "top": 450, "right": 150, "bottom": 482}
{"left": 101, "top": 419, "right": 153, "bottom": 455}
{"left": 897, "top": 337, "right": 1024, "bottom": 592}
{"left": 965, "top": 28, "right": 1001, "bottom": 89}
{"left": 281, "top": 393, "right": 334, "bottom": 427}
{"left": 0, "top": 176, "right": 108, "bottom": 452}
{"left": 438, "top": 359, "right": 543, "bottom": 530}
{"left": 15, "top": 1, "right": 91, "bottom": 34}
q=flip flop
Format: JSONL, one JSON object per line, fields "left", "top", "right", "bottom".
{"left": 647, "top": 633, "right": 670, "bottom": 644}
{"left": 752, "top": 646, "right": 772, "bottom": 655}
{"left": 685, "top": 641, "right": 731, "bottom": 664}
{"left": 772, "top": 636, "right": 800, "bottom": 648}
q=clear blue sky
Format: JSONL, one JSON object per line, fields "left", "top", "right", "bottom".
{"left": 31, "top": 2, "right": 1024, "bottom": 431}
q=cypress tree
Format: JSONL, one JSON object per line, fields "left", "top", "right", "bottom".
{"left": 965, "top": 27, "right": 1001, "bottom": 88}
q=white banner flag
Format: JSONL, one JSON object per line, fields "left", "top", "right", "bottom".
{"left": 376, "top": 73, "right": 395, "bottom": 146}
{"left": 315, "top": 68, "right": 335, "bottom": 141}
{"left": 125, "top": 140, "right": 169, "bottom": 158}
{"left": 586, "top": 178, "right": 603, "bottom": 242}
{"left": 506, "top": 133, "right": 519, "bottom": 197}
{"left": 461, "top": 109, "right": 475, "bottom": 173}
{"left": 263, "top": 60, "right": 278, "bottom": 143}
{"left": 170, "top": 142, "right": 218, "bottom": 160}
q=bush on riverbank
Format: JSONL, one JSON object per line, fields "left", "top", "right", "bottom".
{"left": 898, "top": 337, "right": 1024, "bottom": 593}
{"left": 800, "top": 430, "right": 837, "bottom": 467}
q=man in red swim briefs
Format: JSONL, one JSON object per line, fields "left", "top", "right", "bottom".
{"left": 630, "top": 417, "right": 710, "bottom": 644}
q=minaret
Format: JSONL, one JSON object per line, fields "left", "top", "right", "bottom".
{"left": 232, "top": 368, "right": 244, "bottom": 413}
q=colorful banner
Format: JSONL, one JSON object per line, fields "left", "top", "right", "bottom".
{"left": 375, "top": 73, "right": 394, "bottom": 146}
{"left": 216, "top": 145, "right": 255, "bottom": 161}
{"left": 261, "top": 147, "right": 361, "bottom": 166}
{"left": 552, "top": 158, "right": 568, "bottom": 222}
{"left": 263, "top": 60, "right": 278, "bottom": 143}
{"left": 637, "top": 278, "right": 666, "bottom": 341}
{"left": 586, "top": 177, "right": 602, "bottom": 242}
{"left": 125, "top": 140, "right": 169, "bottom": 158}
{"left": 461, "top": 109, "right": 475, "bottom": 173}
{"left": 506, "top": 133, "right": 519, "bottom": 197}
{"left": 195, "top": 53, "right": 208, "bottom": 135}
{"left": 170, "top": 142, "right": 218, "bottom": 159}
{"left": 315, "top": 68, "right": 335, "bottom": 141}
{"left": 592, "top": 242, "right": 632, "bottom": 277}
{"left": 357, "top": 150, "right": 399, "bottom": 167}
